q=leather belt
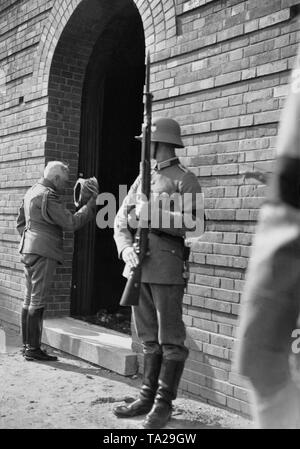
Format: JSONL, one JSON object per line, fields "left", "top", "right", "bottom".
{"left": 150, "top": 229, "right": 184, "bottom": 245}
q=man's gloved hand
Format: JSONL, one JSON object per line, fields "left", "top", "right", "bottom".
{"left": 86, "top": 177, "right": 99, "bottom": 198}
{"left": 122, "top": 246, "right": 139, "bottom": 269}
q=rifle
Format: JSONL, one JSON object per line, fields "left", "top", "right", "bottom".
{"left": 119, "top": 52, "right": 153, "bottom": 307}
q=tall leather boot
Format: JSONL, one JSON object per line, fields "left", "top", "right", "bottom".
{"left": 39, "top": 308, "right": 44, "bottom": 347}
{"left": 114, "top": 352, "right": 162, "bottom": 418}
{"left": 143, "top": 359, "right": 185, "bottom": 429}
{"left": 24, "top": 308, "right": 57, "bottom": 362}
{"left": 21, "top": 307, "right": 28, "bottom": 356}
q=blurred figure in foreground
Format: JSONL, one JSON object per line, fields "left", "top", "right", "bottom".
{"left": 235, "top": 50, "right": 300, "bottom": 428}
{"left": 236, "top": 50, "right": 300, "bottom": 429}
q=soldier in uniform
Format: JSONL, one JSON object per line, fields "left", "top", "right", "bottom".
{"left": 16, "top": 161, "right": 98, "bottom": 362}
{"left": 113, "top": 118, "right": 204, "bottom": 429}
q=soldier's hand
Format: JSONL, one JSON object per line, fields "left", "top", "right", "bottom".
{"left": 122, "top": 246, "right": 139, "bottom": 269}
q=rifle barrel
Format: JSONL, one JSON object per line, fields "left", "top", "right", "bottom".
{"left": 119, "top": 52, "right": 152, "bottom": 307}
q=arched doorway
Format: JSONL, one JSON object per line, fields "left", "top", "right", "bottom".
{"left": 70, "top": 5, "right": 145, "bottom": 318}
{"left": 45, "top": 0, "right": 145, "bottom": 321}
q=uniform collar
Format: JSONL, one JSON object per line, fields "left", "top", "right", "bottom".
{"left": 38, "top": 177, "right": 57, "bottom": 191}
{"left": 154, "top": 157, "right": 179, "bottom": 171}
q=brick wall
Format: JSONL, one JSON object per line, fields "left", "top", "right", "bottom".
{"left": 0, "top": 0, "right": 144, "bottom": 321}
{"left": 0, "top": 0, "right": 54, "bottom": 326}
{"left": 153, "top": 0, "right": 300, "bottom": 416}
{"left": 1, "top": 0, "right": 300, "bottom": 416}
{"left": 134, "top": 0, "right": 300, "bottom": 416}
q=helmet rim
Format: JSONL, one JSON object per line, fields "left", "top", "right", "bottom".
{"left": 135, "top": 117, "right": 184, "bottom": 148}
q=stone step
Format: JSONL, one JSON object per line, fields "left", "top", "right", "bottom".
{"left": 42, "top": 317, "right": 138, "bottom": 376}
{"left": 0, "top": 325, "right": 21, "bottom": 353}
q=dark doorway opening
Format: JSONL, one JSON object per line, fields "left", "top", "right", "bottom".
{"left": 71, "top": 4, "right": 145, "bottom": 332}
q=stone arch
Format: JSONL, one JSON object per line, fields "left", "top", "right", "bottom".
{"left": 26, "top": 0, "right": 177, "bottom": 101}
{"left": 40, "top": 0, "right": 147, "bottom": 316}
{"left": 22, "top": 0, "right": 178, "bottom": 317}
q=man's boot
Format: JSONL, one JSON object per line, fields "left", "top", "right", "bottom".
{"left": 143, "top": 359, "right": 185, "bottom": 429}
{"left": 39, "top": 308, "right": 44, "bottom": 347}
{"left": 20, "top": 307, "right": 28, "bottom": 356}
{"left": 24, "top": 308, "right": 57, "bottom": 362}
{"left": 114, "top": 352, "right": 162, "bottom": 418}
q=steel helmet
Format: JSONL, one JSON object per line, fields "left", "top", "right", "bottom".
{"left": 135, "top": 117, "right": 184, "bottom": 148}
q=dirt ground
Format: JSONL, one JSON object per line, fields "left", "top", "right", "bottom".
{"left": 0, "top": 325, "right": 252, "bottom": 430}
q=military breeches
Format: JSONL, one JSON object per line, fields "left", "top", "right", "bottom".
{"left": 21, "top": 254, "right": 57, "bottom": 310}
{"left": 132, "top": 283, "right": 189, "bottom": 361}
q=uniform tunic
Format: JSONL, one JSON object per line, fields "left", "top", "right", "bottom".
{"left": 114, "top": 157, "right": 203, "bottom": 360}
{"left": 16, "top": 177, "right": 95, "bottom": 309}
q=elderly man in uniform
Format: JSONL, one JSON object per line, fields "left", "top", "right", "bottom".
{"left": 113, "top": 118, "right": 204, "bottom": 429}
{"left": 16, "top": 161, "right": 98, "bottom": 362}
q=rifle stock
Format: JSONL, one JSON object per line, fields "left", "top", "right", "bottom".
{"left": 120, "top": 264, "right": 141, "bottom": 306}
{"left": 119, "top": 52, "right": 152, "bottom": 307}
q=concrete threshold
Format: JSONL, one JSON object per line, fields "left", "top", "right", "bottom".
{"left": 42, "top": 317, "right": 138, "bottom": 376}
